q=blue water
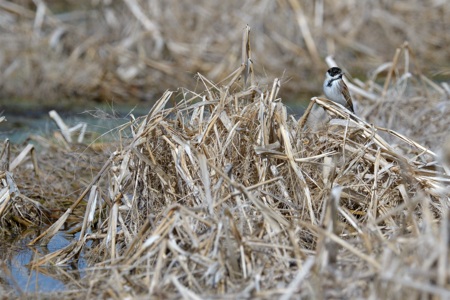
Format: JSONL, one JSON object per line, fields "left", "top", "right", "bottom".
{"left": 4, "top": 232, "right": 74, "bottom": 294}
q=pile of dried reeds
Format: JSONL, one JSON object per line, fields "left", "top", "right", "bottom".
{"left": 0, "top": 127, "right": 108, "bottom": 235}
{"left": 0, "top": 0, "right": 448, "bottom": 103}
{"left": 14, "top": 32, "right": 448, "bottom": 298}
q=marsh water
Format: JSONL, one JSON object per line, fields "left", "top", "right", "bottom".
{"left": 0, "top": 102, "right": 151, "bottom": 143}
{"left": 2, "top": 231, "right": 83, "bottom": 294}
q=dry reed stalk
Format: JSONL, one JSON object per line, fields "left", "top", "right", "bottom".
{"left": 0, "top": 139, "right": 49, "bottom": 232}
{"left": 29, "top": 152, "right": 116, "bottom": 246}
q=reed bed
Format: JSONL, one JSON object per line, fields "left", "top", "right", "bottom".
{"left": 1, "top": 36, "right": 443, "bottom": 298}
{"left": 0, "top": 1, "right": 449, "bottom": 298}
{"left": 0, "top": 0, "right": 448, "bottom": 103}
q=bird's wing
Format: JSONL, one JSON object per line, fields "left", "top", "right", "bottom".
{"left": 341, "top": 81, "right": 354, "bottom": 113}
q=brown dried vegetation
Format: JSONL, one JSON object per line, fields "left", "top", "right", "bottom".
{"left": 0, "top": 1, "right": 450, "bottom": 299}
{"left": 0, "top": 0, "right": 448, "bottom": 103}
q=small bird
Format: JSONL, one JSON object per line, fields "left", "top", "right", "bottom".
{"left": 323, "top": 67, "right": 354, "bottom": 113}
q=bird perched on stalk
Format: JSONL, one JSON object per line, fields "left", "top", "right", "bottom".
{"left": 323, "top": 67, "right": 355, "bottom": 113}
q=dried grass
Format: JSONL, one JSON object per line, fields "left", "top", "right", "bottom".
{"left": 0, "top": 134, "right": 108, "bottom": 235}
{"left": 3, "top": 32, "right": 444, "bottom": 298}
{"left": 0, "top": 1, "right": 450, "bottom": 298}
{"left": 0, "top": 0, "right": 448, "bottom": 102}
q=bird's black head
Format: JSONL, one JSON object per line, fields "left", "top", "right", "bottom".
{"left": 327, "top": 67, "right": 342, "bottom": 77}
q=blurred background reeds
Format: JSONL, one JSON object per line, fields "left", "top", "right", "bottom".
{"left": 0, "top": 0, "right": 448, "bottom": 104}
